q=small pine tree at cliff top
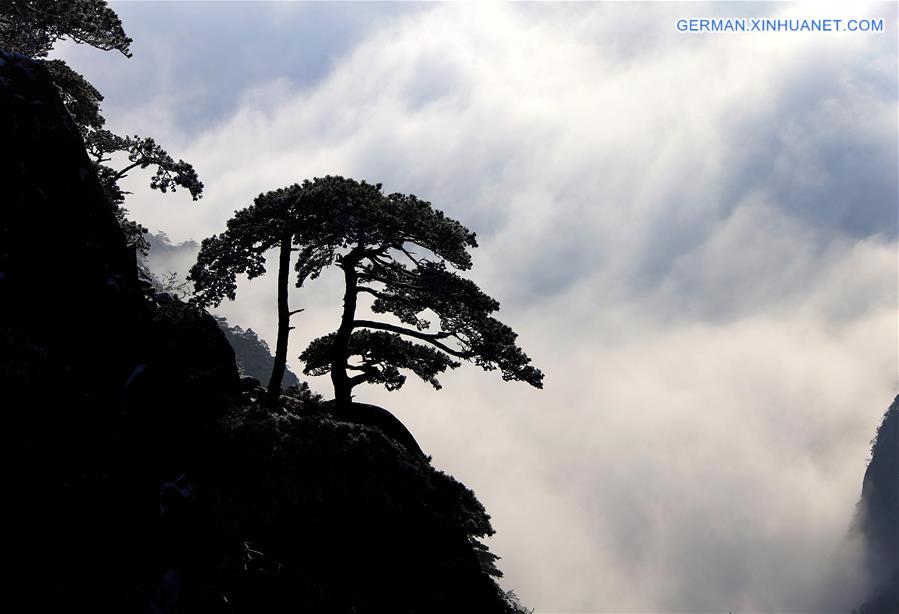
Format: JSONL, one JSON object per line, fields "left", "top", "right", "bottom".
{"left": 190, "top": 176, "right": 543, "bottom": 408}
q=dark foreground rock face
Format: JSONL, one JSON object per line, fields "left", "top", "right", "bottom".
{"left": 855, "top": 397, "right": 899, "bottom": 614}
{"left": 0, "top": 48, "right": 240, "bottom": 610}
{"left": 0, "top": 50, "right": 518, "bottom": 613}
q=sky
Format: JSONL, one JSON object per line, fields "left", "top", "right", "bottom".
{"left": 58, "top": 2, "right": 897, "bottom": 612}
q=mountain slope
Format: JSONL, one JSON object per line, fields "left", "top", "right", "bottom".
{"left": 856, "top": 396, "right": 899, "bottom": 614}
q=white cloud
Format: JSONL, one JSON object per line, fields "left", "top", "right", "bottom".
{"left": 113, "top": 2, "right": 896, "bottom": 611}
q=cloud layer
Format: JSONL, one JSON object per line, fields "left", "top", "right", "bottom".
{"left": 63, "top": 2, "right": 897, "bottom": 611}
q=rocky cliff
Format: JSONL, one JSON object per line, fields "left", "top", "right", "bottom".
{"left": 855, "top": 396, "right": 899, "bottom": 614}
{"left": 0, "top": 49, "right": 522, "bottom": 613}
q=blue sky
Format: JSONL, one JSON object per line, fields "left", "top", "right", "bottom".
{"left": 58, "top": 2, "right": 897, "bottom": 611}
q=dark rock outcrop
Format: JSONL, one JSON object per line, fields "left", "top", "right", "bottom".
{"left": 0, "top": 50, "right": 520, "bottom": 613}
{"left": 855, "top": 396, "right": 899, "bottom": 614}
{"left": 204, "top": 400, "right": 507, "bottom": 613}
{"left": 318, "top": 399, "right": 428, "bottom": 459}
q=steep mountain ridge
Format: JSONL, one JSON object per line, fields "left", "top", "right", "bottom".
{"left": 855, "top": 396, "right": 899, "bottom": 614}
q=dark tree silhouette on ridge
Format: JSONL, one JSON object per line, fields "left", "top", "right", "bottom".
{"left": 0, "top": 0, "right": 132, "bottom": 58}
{"left": 298, "top": 177, "right": 545, "bottom": 408}
{"left": 0, "top": 0, "right": 203, "bottom": 251}
{"left": 190, "top": 176, "right": 543, "bottom": 409}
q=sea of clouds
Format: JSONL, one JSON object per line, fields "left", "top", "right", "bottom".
{"left": 59, "top": 2, "right": 896, "bottom": 611}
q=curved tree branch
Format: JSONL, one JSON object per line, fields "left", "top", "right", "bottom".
{"left": 352, "top": 320, "right": 470, "bottom": 358}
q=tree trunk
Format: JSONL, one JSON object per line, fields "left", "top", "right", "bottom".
{"left": 266, "top": 234, "right": 293, "bottom": 402}
{"left": 331, "top": 259, "right": 359, "bottom": 410}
